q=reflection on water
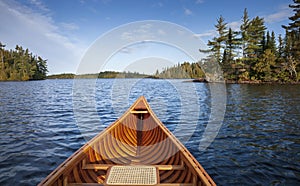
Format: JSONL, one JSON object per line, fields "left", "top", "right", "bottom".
{"left": 0, "top": 80, "right": 299, "bottom": 185}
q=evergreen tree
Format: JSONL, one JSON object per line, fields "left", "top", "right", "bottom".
{"left": 261, "top": 33, "right": 266, "bottom": 52}
{"left": 225, "top": 28, "right": 240, "bottom": 62}
{"left": 197, "top": 3, "right": 300, "bottom": 83}
{"left": 265, "top": 31, "right": 277, "bottom": 54}
{"left": 222, "top": 28, "right": 241, "bottom": 79}
{"left": 200, "top": 16, "right": 228, "bottom": 64}
{"left": 246, "top": 16, "right": 266, "bottom": 62}
{"left": 277, "top": 34, "right": 284, "bottom": 58}
{"left": 0, "top": 42, "right": 48, "bottom": 81}
{"left": 157, "top": 62, "right": 205, "bottom": 79}
{"left": 270, "top": 31, "right": 277, "bottom": 54}
{"left": 253, "top": 49, "right": 276, "bottom": 81}
{"left": 240, "top": 8, "right": 250, "bottom": 60}
{"left": 0, "top": 42, "right": 5, "bottom": 80}
{"left": 282, "top": 0, "right": 300, "bottom": 80}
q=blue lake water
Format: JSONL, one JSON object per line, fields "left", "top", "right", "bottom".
{"left": 0, "top": 79, "right": 299, "bottom": 185}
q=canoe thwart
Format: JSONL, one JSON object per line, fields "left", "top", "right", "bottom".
{"left": 82, "top": 163, "right": 184, "bottom": 171}
{"left": 130, "top": 110, "right": 149, "bottom": 114}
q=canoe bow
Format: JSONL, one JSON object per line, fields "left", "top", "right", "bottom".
{"left": 39, "top": 96, "right": 216, "bottom": 186}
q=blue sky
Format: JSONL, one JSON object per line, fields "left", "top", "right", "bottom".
{"left": 0, "top": 0, "right": 293, "bottom": 74}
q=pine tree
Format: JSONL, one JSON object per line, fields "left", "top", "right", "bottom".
{"left": 261, "top": 33, "right": 266, "bottom": 52}
{"left": 282, "top": 0, "right": 300, "bottom": 80}
{"left": 253, "top": 49, "right": 276, "bottom": 81}
{"left": 243, "top": 16, "right": 266, "bottom": 81}
{"left": 0, "top": 42, "right": 5, "bottom": 80}
{"left": 240, "top": 8, "right": 250, "bottom": 60}
{"left": 270, "top": 31, "right": 277, "bottom": 54}
{"left": 0, "top": 42, "right": 48, "bottom": 81}
{"left": 222, "top": 28, "right": 241, "bottom": 79}
{"left": 246, "top": 16, "right": 266, "bottom": 61}
{"left": 277, "top": 35, "right": 284, "bottom": 58}
{"left": 265, "top": 31, "right": 277, "bottom": 54}
{"left": 200, "top": 16, "right": 228, "bottom": 64}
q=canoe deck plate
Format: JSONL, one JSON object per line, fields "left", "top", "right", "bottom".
{"left": 106, "top": 165, "right": 157, "bottom": 185}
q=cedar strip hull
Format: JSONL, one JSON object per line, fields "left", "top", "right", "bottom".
{"left": 38, "top": 96, "right": 216, "bottom": 186}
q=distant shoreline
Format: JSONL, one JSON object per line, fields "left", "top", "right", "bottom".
{"left": 44, "top": 73, "right": 300, "bottom": 84}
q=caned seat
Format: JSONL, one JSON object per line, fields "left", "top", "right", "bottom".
{"left": 106, "top": 166, "right": 157, "bottom": 185}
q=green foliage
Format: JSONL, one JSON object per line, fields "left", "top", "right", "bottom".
{"left": 253, "top": 49, "right": 276, "bottom": 81}
{"left": 199, "top": 3, "right": 300, "bottom": 83}
{"left": 0, "top": 42, "right": 48, "bottom": 81}
{"left": 157, "top": 62, "right": 205, "bottom": 79}
{"left": 246, "top": 16, "right": 266, "bottom": 63}
{"left": 99, "top": 71, "right": 148, "bottom": 78}
{"left": 47, "top": 71, "right": 149, "bottom": 79}
{"left": 200, "top": 16, "right": 228, "bottom": 64}
{"left": 47, "top": 73, "right": 75, "bottom": 79}
{"left": 282, "top": 0, "right": 300, "bottom": 81}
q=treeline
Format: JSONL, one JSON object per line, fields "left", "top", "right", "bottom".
{"left": 199, "top": 1, "right": 300, "bottom": 83}
{"left": 155, "top": 62, "right": 205, "bottom": 79}
{"left": 97, "top": 71, "right": 149, "bottom": 78}
{"left": 0, "top": 42, "right": 48, "bottom": 81}
{"left": 47, "top": 71, "right": 151, "bottom": 79}
{"left": 47, "top": 73, "right": 75, "bottom": 79}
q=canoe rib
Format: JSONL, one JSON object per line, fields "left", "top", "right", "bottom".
{"left": 38, "top": 96, "right": 216, "bottom": 186}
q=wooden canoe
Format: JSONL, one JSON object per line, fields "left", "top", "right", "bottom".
{"left": 39, "top": 96, "right": 216, "bottom": 186}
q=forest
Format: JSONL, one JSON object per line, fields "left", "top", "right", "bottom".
{"left": 47, "top": 71, "right": 152, "bottom": 79}
{"left": 0, "top": 43, "right": 48, "bottom": 81}
{"left": 157, "top": 1, "right": 300, "bottom": 83}
{"left": 156, "top": 62, "right": 205, "bottom": 79}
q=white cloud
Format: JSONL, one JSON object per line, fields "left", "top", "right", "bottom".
{"left": 121, "top": 32, "right": 134, "bottom": 41}
{"left": 0, "top": 1, "right": 86, "bottom": 74}
{"left": 140, "top": 23, "right": 152, "bottom": 30}
{"left": 157, "top": 29, "right": 166, "bottom": 35}
{"left": 194, "top": 30, "right": 216, "bottom": 38}
{"left": 60, "top": 22, "right": 80, "bottom": 31}
{"left": 121, "top": 24, "right": 155, "bottom": 42}
{"left": 28, "top": 0, "right": 50, "bottom": 12}
{"left": 184, "top": 8, "right": 192, "bottom": 16}
{"left": 195, "top": 0, "right": 204, "bottom": 4}
{"left": 100, "top": 0, "right": 112, "bottom": 4}
{"left": 264, "top": 6, "right": 292, "bottom": 23}
{"left": 152, "top": 2, "right": 163, "bottom": 8}
{"left": 228, "top": 21, "right": 241, "bottom": 31}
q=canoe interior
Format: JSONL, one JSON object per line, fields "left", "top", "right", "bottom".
{"left": 39, "top": 96, "right": 216, "bottom": 186}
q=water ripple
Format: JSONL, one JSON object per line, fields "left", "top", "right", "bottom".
{"left": 0, "top": 80, "right": 299, "bottom": 185}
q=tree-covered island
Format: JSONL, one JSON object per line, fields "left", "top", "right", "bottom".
{"left": 47, "top": 71, "right": 154, "bottom": 79}
{"left": 196, "top": 1, "right": 299, "bottom": 83}
{"left": 156, "top": 1, "right": 299, "bottom": 83}
{"left": 0, "top": 42, "right": 48, "bottom": 81}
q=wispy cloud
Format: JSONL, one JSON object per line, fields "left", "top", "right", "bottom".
{"left": 28, "top": 0, "right": 50, "bottom": 12}
{"left": 100, "top": 0, "right": 112, "bottom": 4}
{"left": 60, "top": 22, "right": 80, "bottom": 31}
{"left": 0, "top": 1, "right": 85, "bottom": 74}
{"left": 184, "top": 8, "right": 192, "bottom": 16}
{"left": 194, "top": 30, "right": 216, "bottom": 39}
{"left": 264, "top": 5, "right": 292, "bottom": 23}
{"left": 195, "top": 0, "right": 204, "bottom": 4}
{"left": 152, "top": 2, "right": 163, "bottom": 8}
{"left": 157, "top": 29, "right": 166, "bottom": 35}
{"left": 228, "top": 21, "right": 241, "bottom": 31}
{"left": 121, "top": 23, "right": 155, "bottom": 42}
{"left": 194, "top": 20, "right": 242, "bottom": 42}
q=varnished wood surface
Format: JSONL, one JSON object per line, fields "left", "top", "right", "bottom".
{"left": 38, "top": 96, "right": 216, "bottom": 186}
